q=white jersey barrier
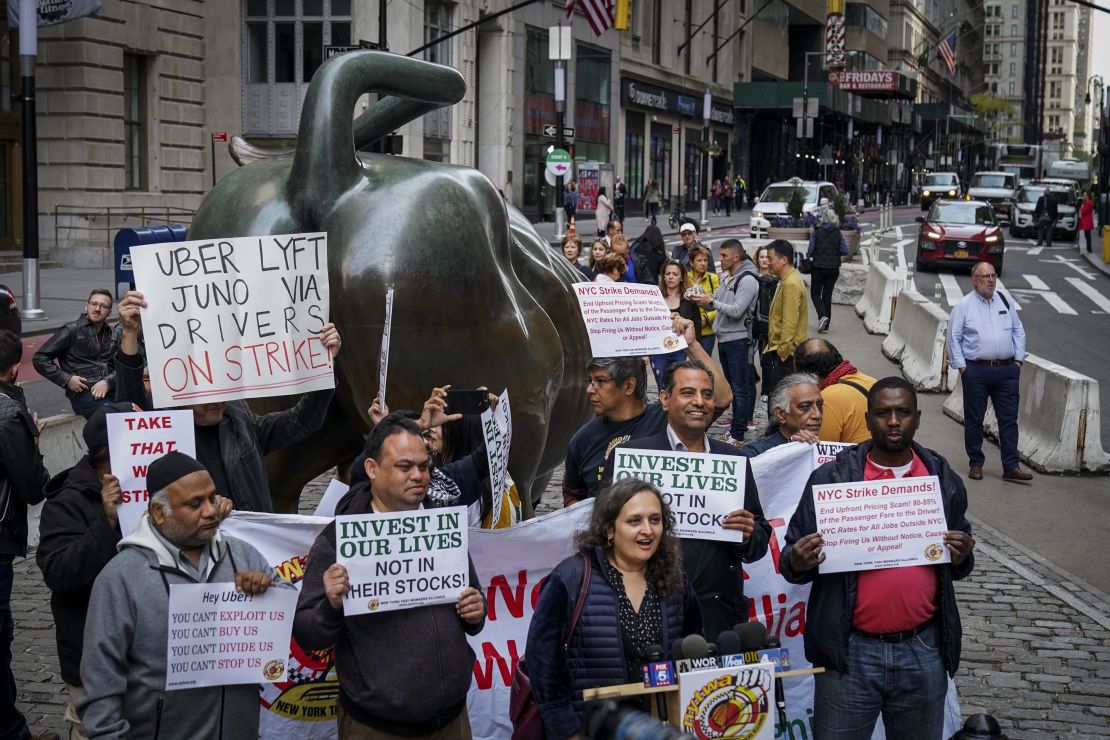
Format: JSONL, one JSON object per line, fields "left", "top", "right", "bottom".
{"left": 943, "top": 353, "right": 1110, "bottom": 473}
{"left": 27, "top": 413, "right": 86, "bottom": 550}
{"left": 854, "top": 260, "right": 906, "bottom": 335}
{"left": 881, "top": 291, "right": 957, "bottom": 392}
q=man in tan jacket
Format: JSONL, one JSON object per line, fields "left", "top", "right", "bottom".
{"left": 762, "top": 240, "right": 808, "bottom": 417}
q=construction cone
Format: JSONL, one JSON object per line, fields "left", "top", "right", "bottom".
{"left": 568, "top": 214, "right": 576, "bottom": 236}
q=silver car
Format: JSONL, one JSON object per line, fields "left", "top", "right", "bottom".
{"left": 1010, "top": 183, "right": 1078, "bottom": 241}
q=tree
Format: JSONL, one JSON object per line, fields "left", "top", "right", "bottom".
{"left": 970, "top": 93, "right": 1018, "bottom": 140}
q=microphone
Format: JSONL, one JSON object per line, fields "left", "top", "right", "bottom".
{"left": 715, "top": 629, "right": 742, "bottom": 658}
{"left": 674, "top": 633, "right": 719, "bottom": 673}
{"left": 736, "top": 621, "right": 767, "bottom": 651}
{"left": 765, "top": 636, "right": 789, "bottom": 732}
{"left": 669, "top": 637, "right": 685, "bottom": 662}
{"left": 638, "top": 645, "right": 672, "bottom": 722}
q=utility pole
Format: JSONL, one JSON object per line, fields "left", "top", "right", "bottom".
{"left": 550, "top": 26, "right": 571, "bottom": 239}
{"left": 18, "top": 0, "right": 44, "bottom": 321}
{"left": 700, "top": 90, "right": 711, "bottom": 229}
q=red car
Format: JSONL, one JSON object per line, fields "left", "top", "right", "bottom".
{"left": 915, "top": 199, "right": 1005, "bottom": 276}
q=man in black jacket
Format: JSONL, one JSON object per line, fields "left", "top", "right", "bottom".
{"left": 618, "top": 360, "right": 771, "bottom": 637}
{"left": 779, "top": 377, "right": 975, "bottom": 739}
{"left": 294, "top": 413, "right": 486, "bottom": 738}
{"left": 739, "top": 372, "right": 823, "bottom": 458}
{"left": 1033, "top": 188, "right": 1059, "bottom": 247}
{"left": 32, "top": 289, "right": 116, "bottom": 419}
{"left": 0, "top": 330, "right": 53, "bottom": 740}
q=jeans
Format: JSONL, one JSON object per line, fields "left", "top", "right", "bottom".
{"left": 650, "top": 349, "right": 687, "bottom": 391}
{"left": 718, "top": 338, "right": 755, "bottom": 438}
{"left": 761, "top": 352, "right": 794, "bottom": 418}
{"left": 648, "top": 202, "right": 658, "bottom": 224}
{"left": 809, "top": 266, "right": 840, "bottom": 321}
{"left": 961, "top": 361, "right": 1021, "bottom": 470}
{"left": 813, "top": 623, "right": 946, "bottom": 740}
{"left": 0, "top": 558, "right": 30, "bottom": 740}
{"left": 697, "top": 334, "right": 716, "bottom": 357}
{"left": 70, "top": 390, "right": 114, "bottom": 420}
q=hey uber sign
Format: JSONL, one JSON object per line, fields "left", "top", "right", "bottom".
{"left": 131, "top": 233, "right": 333, "bottom": 408}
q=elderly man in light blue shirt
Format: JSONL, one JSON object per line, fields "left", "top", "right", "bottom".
{"left": 946, "top": 262, "right": 1031, "bottom": 482}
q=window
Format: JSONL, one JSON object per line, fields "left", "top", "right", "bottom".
{"left": 651, "top": 0, "right": 661, "bottom": 65}
{"left": 625, "top": 111, "right": 644, "bottom": 200}
{"left": 423, "top": 1, "right": 454, "bottom": 151}
{"left": 844, "top": 4, "right": 888, "bottom": 37}
{"left": 1010, "top": 43, "right": 1017, "bottom": 57}
{"left": 1009, "top": 62, "right": 1016, "bottom": 75}
{"left": 1012, "top": 4, "right": 1019, "bottom": 17}
{"left": 122, "top": 53, "right": 146, "bottom": 191}
{"left": 575, "top": 44, "right": 611, "bottom": 163}
{"left": 1010, "top": 24, "right": 1017, "bottom": 36}
{"left": 1009, "top": 81, "right": 1015, "bottom": 95}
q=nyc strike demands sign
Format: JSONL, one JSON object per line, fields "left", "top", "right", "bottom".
{"left": 612, "top": 449, "right": 747, "bottom": 543}
{"left": 106, "top": 410, "right": 196, "bottom": 535}
{"left": 573, "top": 283, "right": 688, "bottom": 357}
{"left": 131, "top": 232, "right": 332, "bottom": 408}
{"left": 336, "top": 507, "right": 469, "bottom": 615}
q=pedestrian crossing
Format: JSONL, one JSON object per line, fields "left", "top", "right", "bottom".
{"left": 916, "top": 270, "right": 1110, "bottom": 316}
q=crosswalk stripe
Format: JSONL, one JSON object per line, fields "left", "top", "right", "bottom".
{"left": 1028, "top": 246, "right": 1043, "bottom": 256}
{"left": 995, "top": 279, "right": 1021, "bottom": 311}
{"left": 939, "top": 273, "right": 963, "bottom": 307}
{"left": 1066, "top": 277, "right": 1110, "bottom": 312}
{"left": 1039, "top": 291, "right": 1075, "bottom": 315}
{"left": 1023, "top": 274, "right": 1049, "bottom": 290}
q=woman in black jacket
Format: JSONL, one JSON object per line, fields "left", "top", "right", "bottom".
{"left": 526, "top": 478, "right": 700, "bottom": 739}
{"left": 651, "top": 259, "right": 701, "bottom": 390}
{"left": 632, "top": 224, "right": 667, "bottom": 284}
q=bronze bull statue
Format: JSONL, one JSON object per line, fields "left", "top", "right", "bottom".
{"left": 188, "top": 51, "right": 592, "bottom": 513}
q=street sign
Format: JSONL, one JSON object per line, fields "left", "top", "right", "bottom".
{"left": 542, "top": 124, "right": 575, "bottom": 139}
{"left": 796, "top": 118, "right": 814, "bottom": 139}
{"left": 211, "top": 131, "right": 228, "bottom": 143}
{"left": 819, "top": 144, "right": 833, "bottom": 165}
{"left": 545, "top": 148, "right": 573, "bottom": 177}
{"left": 325, "top": 45, "right": 360, "bottom": 59}
{"left": 792, "top": 98, "right": 818, "bottom": 119}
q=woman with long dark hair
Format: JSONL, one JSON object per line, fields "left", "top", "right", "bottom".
{"left": 633, "top": 224, "right": 667, "bottom": 284}
{"left": 651, "top": 260, "right": 700, "bottom": 389}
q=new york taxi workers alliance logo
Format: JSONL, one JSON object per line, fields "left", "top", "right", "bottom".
{"left": 662, "top": 334, "right": 681, "bottom": 350}
{"left": 924, "top": 543, "right": 945, "bottom": 561}
{"left": 683, "top": 667, "right": 772, "bottom": 739}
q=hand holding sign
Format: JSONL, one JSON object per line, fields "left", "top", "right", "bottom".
{"left": 319, "top": 321, "right": 342, "bottom": 359}
{"left": 788, "top": 532, "right": 826, "bottom": 573}
{"left": 324, "top": 563, "right": 350, "bottom": 610}
{"left": 100, "top": 474, "right": 122, "bottom": 528}
{"left": 233, "top": 569, "right": 274, "bottom": 595}
{"left": 944, "top": 531, "right": 975, "bottom": 565}
{"left": 722, "top": 508, "right": 756, "bottom": 536}
{"left": 456, "top": 587, "right": 486, "bottom": 625}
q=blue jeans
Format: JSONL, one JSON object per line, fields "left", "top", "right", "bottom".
{"left": 0, "top": 558, "right": 29, "bottom": 740}
{"left": 961, "top": 362, "right": 1021, "bottom": 470}
{"left": 70, "top": 390, "right": 114, "bottom": 420}
{"left": 718, "top": 338, "right": 755, "bottom": 438}
{"left": 814, "top": 622, "right": 946, "bottom": 739}
{"left": 697, "top": 334, "right": 716, "bottom": 357}
{"left": 651, "top": 349, "right": 687, "bottom": 391}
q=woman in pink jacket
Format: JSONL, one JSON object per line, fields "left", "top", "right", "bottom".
{"left": 1079, "top": 191, "right": 1095, "bottom": 254}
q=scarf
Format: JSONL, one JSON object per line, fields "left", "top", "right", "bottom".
{"left": 821, "top": 360, "right": 859, "bottom": 390}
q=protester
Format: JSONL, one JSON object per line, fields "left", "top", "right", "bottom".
{"left": 79, "top": 451, "right": 284, "bottom": 738}
{"left": 562, "top": 317, "right": 731, "bottom": 505}
{"left": 294, "top": 413, "right": 486, "bottom": 738}
{"left": 526, "top": 478, "right": 700, "bottom": 738}
{"left": 595, "top": 187, "right": 614, "bottom": 237}
{"left": 32, "top": 289, "right": 116, "bottom": 419}
{"left": 0, "top": 330, "right": 55, "bottom": 740}
{"left": 643, "top": 179, "right": 662, "bottom": 224}
{"left": 587, "top": 240, "right": 608, "bottom": 277}
{"left": 689, "top": 240, "right": 759, "bottom": 445}
{"left": 1079, "top": 190, "right": 1094, "bottom": 254}
{"left": 561, "top": 235, "right": 593, "bottom": 281}
{"left": 685, "top": 246, "right": 719, "bottom": 355}
{"left": 610, "top": 233, "right": 651, "bottom": 284}
{"left": 619, "top": 360, "right": 771, "bottom": 636}
{"left": 593, "top": 254, "right": 626, "bottom": 283}
{"left": 780, "top": 377, "right": 975, "bottom": 739}
{"left": 794, "top": 338, "right": 877, "bottom": 444}
{"left": 113, "top": 290, "right": 342, "bottom": 511}
{"left": 807, "top": 207, "right": 849, "bottom": 333}
{"left": 762, "top": 240, "right": 807, "bottom": 418}
{"left": 945, "top": 263, "right": 1031, "bottom": 482}
{"left": 632, "top": 224, "right": 667, "bottom": 284}
{"left": 739, "top": 373, "right": 823, "bottom": 458}
{"left": 672, "top": 223, "right": 716, "bottom": 273}
{"left": 604, "top": 219, "right": 623, "bottom": 248}
{"left": 651, "top": 260, "right": 700, "bottom": 390}
{"left": 751, "top": 246, "right": 777, "bottom": 402}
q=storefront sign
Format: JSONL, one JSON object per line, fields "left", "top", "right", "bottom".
{"left": 622, "top": 79, "right": 734, "bottom": 125}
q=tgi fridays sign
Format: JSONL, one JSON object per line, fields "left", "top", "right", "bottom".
{"left": 830, "top": 70, "right": 899, "bottom": 93}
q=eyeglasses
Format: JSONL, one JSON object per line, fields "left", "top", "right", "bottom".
{"left": 972, "top": 273, "right": 997, "bottom": 280}
{"left": 87, "top": 301, "right": 112, "bottom": 311}
{"left": 585, "top": 376, "right": 616, "bottom": 389}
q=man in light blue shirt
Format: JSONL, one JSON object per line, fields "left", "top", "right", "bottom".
{"left": 946, "top": 262, "right": 1031, "bottom": 482}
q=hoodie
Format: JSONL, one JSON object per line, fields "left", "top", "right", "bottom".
{"left": 78, "top": 516, "right": 286, "bottom": 739}
{"left": 712, "top": 260, "right": 760, "bottom": 343}
{"left": 293, "top": 481, "right": 486, "bottom": 735}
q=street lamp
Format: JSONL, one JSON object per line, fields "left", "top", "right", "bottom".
{"left": 800, "top": 50, "right": 825, "bottom": 176}
{"left": 700, "top": 89, "right": 711, "bottom": 228}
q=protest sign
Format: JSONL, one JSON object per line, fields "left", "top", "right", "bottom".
{"left": 106, "top": 410, "right": 195, "bottom": 535}
{"left": 813, "top": 440, "right": 856, "bottom": 466}
{"left": 678, "top": 662, "right": 775, "bottom": 740}
{"left": 572, "top": 283, "right": 688, "bottom": 357}
{"left": 131, "top": 232, "right": 332, "bottom": 408}
{"left": 813, "top": 475, "right": 951, "bottom": 574}
{"left": 378, "top": 285, "right": 394, "bottom": 408}
{"left": 612, "top": 449, "right": 746, "bottom": 543}
{"left": 312, "top": 479, "right": 349, "bottom": 518}
{"left": 336, "top": 506, "right": 469, "bottom": 615}
{"left": 481, "top": 391, "right": 512, "bottom": 521}
{"left": 165, "top": 582, "right": 298, "bottom": 690}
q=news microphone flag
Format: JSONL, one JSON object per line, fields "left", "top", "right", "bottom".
{"left": 719, "top": 648, "right": 792, "bottom": 673}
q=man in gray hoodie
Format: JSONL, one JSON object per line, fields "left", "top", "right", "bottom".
{"left": 78, "top": 451, "right": 286, "bottom": 739}
{"left": 690, "top": 239, "right": 760, "bottom": 445}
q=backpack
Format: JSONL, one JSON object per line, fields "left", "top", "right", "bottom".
{"left": 718, "top": 271, "right": 760, "bottom": 335}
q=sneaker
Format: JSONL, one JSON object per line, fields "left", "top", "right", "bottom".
{"left": 724, "top": 436, "right": 744, "bottom": 447}
{"left": 760, "top": 394, "right": 768, "bottom": 403}
{"left": 747, "top": 420, "right": 758, "bottom": 430}
{"left": 818, "top": 317, "right": 830, "bottom": 333}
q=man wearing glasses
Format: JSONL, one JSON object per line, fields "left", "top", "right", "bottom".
{"left": 946, "top": 263, "right": 1032, "bottom": 482}
{"left": 33, "top": 289, "right": 117, "bottom": 419}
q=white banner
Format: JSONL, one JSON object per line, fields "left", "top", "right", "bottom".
{"left": 677, "top": 662, "right": 775, "bottom": 739}
{"left": 378, "top": 286, "right": 394, "bottom": 408}
{"left": 481, "top": 391, "right": 512, "bottom": 521}
{"left": 131, "top": 232, "right": 332, "bottom": 408}
{"left": 165, "top": 583, "right": 298, "bottom": 690}
{"left": 612, "top": 448, "right": 746, "bottom": 543}
{"left": 572, "top": 283, "right": 688, "bottom": 357}
{"left": 813, "top": 441, "right": 855, "bottom": 467}
{"left": 106, "top": 410, "right": 195, "bottom": 535}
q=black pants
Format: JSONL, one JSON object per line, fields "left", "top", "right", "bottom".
{"left": 1037, "top": 218, "right": 1055, "bottom": 246}
{"left": 1084, "top": 229, "right": 1092, "bottom": 252}
{"left": 761, "top": 353, "right": 795, "bottom": 418}
{"left": 809, "top": 266, "right": 839, "bottom": 322}
{"left": 0, "top": 557, "right": 28, "bottom": 739}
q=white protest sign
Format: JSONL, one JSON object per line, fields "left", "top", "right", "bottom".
{"left": 131, "top": 232, "right": 332, "bottom": 408}
{"left": 572, "top": 282, "right": 688, "bottom": 357}
{"left": 678, "top": 662, "right": 775, "bottom": 739}
{"left": 612, "top": 449, "right": 746, "bottom": 543}
{"left": 481, "top": 391, "right": 512, "bottom": 520}
{"left": 165, "top": 582, "right": 298, "bottom": 690}
{"left": 106, "top": 410, "right": 196, "bottom": 535}
{"left": 813, "top": 441, "right": 855, "bottom": 467}
{"left": 378, "top": 285, "right": 394, "bottom": 407}
{"left": 336, "top": 506, "right": 469, "bottom": 615}
{"left": 312, "top": 478, "right": 350, "bottom": 518}
{"left": 813, "top": 475, "right": 951, "bottom": 574}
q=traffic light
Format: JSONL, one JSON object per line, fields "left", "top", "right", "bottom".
{"left": 615, "top": 0, "right": 632, "bottom": 30}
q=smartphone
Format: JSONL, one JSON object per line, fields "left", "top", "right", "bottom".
{"left": 445, "top": 389, "right": 490, "bottom": 416}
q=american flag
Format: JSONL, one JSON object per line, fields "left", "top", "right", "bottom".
{"left": 938, "top": 32, "right": 957, "bottom": 77}
{"left": 567, "top": 0, "right": 614, "bottom": 37}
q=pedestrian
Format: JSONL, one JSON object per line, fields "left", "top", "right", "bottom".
{"left": 807, "top": 207, "right": 849, "bottom": 333}
{"left": 592, "top": 254, "right": 626, "bottom": 284}
{"left": 780, "top": 377, "right": 975, "bottom": 740}
{"left": 945, "top": 262, "right": 1032, "bottom": 482}
{"left": 794, "top": 338, "right": 877, "bottom": 444}
{"left": 739, "top": 372, "right": 823, "bottom": 458}
{"left": 1079, "top": 190, "right": 1095, "bottom": 254}
{"left": 587, "top": 239, "right": 609, "bottom": 277}
{"left": 652, "top": 260, "right": 701, "bottom": 389}
{"left": 526, "top": 478, "right": 701, "bottom": 738}
{"left": 610, "top": 234, "right": 651, "bottom": 284}
{"left": 711, "top": 179, "right": 722, "bottom": 215}
{"left": 688, "top": 240, "right": 759, "bottom": 445}
{"left": 32, "top": 289, "right": 117, "bottom": 420}
{"left": 564, "top": 181, "right": 578, "bottom": 224}
{"left": 618, "top": 360, "right": 771, "bottom": 636}
{"left": 294, "top": 413, "right": 487, "bottom": 738}
{"left": 632, "top": 224, "right": 667, "bottom": 284}
{"left": 735, "top": 176, "right": 747, "bottom": 211}
{"left": 604, "top": 218, "right": 623, "bottom": 248}
{"left": 0, "top": 330, "right": 57, "bottom": 740}
{"left": 595, "top": 186, "right": 613, "bottom": 237}
{"left": 643, "top": 179, "right": 662, "bottom": 225}
{"left": 672, "top": 222, "right": 716, "bottom": 273}
{"left": 613, "top": 176, "right": 627, "bottom": 222}
{"left": 751, "top": 245, "right": 778, "bottom": 403}
{"left": 1033, "top": 187, "right": 1058, "bottom": 248}
{"left": 78, "top": 451, "right": 286, "bottom": 738}
{"left": 561, "top": 235, "right": 593, "bottom": 281}
{"left": 761, "top": 240, "right": 808, "bottom": 418}
{"left": 685, "top": 246, "right": 719, "bottom": 355}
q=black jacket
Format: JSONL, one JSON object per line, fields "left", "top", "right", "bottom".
{"left": 36, "top": 456, "right": 122, "bottom": 685}
{"left": 779, "top": 441, "right": 974, "bottom": 676}
{"left": 0, "top": 380, "right": 49, "bottom": 556}
{"left": 808, "top": 226, "right": 845, "bottom": 270}
{"left": 634, "top": 240, "right": 666, "bottom": 284}
{"left": 32, "top": 315, "right": 115, "bottom": 395}
{"left": 293, "top": 481, "right": 486, "bottom": 735}
{"left": 1034, "top": 193, "right": 1059, "bottom": 220}
{"left": 622, "top": 252, "right": 654, "bottom": 285}
{"left": 617, "top": 432, "right": 772, "bottom": 637}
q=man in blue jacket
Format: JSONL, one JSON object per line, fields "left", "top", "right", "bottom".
{"left": 779, "top": 377, "right": 975, "bottom": 739}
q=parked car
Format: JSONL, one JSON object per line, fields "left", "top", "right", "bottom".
{"left": 966, "top": 171, "right": 1018, "bottom": 223}
{"left": 0, "top": 284, "right": 21, "bottom": 338}
{"left": 1010, "top": 181, "right": 1078, "bottom": 241}
{"left": 919, "top": 172, "right": 961, "bottom": 211}
{"left": 915, "top": 199, "right": 1005, "bottom": 276}
{"left": 749, "top": 177, "right": 841, "bottom": 237}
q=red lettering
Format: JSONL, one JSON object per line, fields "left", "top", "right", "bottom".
{"left": 471, "top": 640, "right": 521, "bottom": 690}
{"left": 487, "top": 570, "right": 527, "bottom": 621}
{"left": 131, "top": 464, "right": 148, "bottom": 478}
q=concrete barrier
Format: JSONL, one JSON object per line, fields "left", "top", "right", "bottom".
{"left": 26, "top": 413, "right": 86, "bottom": 550}
{"left": 881, "top": 291, "right": 958, "bottom": 392}
{"left": 943, "top": 354, "right": 1110, "bottom": 473}
{"left": 854, "top": 261, "right": 906, "bottom": 335}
